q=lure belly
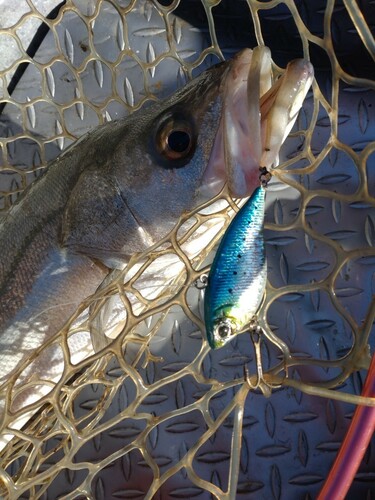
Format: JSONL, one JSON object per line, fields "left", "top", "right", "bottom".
{"left": 204, "top": 186, "right": 266, "bottom": 349}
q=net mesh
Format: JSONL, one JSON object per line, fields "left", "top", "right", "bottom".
{"left": 0, "top": 0, "right": 374, "bottom": 498}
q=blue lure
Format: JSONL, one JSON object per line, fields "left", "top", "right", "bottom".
{"left": 204, "top": 186, "right": 266, "bottom": 349}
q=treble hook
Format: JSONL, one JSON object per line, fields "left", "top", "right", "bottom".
{"left": 244, "top": 320, "right": 289, "bottom": 396}
{"left": 243, "top": 321, "right": 272, "bottom": 397}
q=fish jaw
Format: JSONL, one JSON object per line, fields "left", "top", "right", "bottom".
{"left": 204, "top": 48, "right": 314, "bottom": 198}
{"left": 260, "top": 57, "right": 314, "bottom": 170}
{"left": 204, "top": 187, "right": 267, "bottom": 349}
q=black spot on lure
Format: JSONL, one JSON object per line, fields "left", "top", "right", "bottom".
{"left": 204, "top": 186, "right": 266, "bottom": 348}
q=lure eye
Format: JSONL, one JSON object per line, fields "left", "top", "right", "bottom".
{"left": 218, "top": 324, "right": 231, "bottom": 338}
{"left": 155, "top": 112, "right": 196, "bottom": 167}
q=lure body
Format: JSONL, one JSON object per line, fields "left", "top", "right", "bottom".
{"left": 204, "top": 186, "right": 266, "bottom": 348}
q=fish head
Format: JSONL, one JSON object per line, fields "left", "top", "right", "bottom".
{"left": 63, "top": 57, "right": 229, "bottom": 264}
{"left": 107, "top": 59, "right": 231, "bottom": 254}
{"left": 63, "top": 48, "right": 313, "bottom": 265}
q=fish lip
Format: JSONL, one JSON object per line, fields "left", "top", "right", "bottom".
{"left": 259, "top": 58, "right": 314, "bottom": 170}
{"left": 203, "top": 48, "right": 314, "bottom": 199}
{"left": 201, "top": 48, "right": 259, "bottom": 200}
{"left": 224, "top": 46, "right": 272, "bottom": 198}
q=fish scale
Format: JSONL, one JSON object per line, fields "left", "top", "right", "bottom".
{"left": 205, "top": 186, "right": 266, "bottom": 349}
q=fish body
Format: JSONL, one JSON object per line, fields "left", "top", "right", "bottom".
{"left": 0, "top": 57, "right": 231, "bottom": 392}
{"left": 205, "top": 186, "right": 266, "bottom": 349}
{"left": 0, "top": 48, "right": 313, "bottom": 410}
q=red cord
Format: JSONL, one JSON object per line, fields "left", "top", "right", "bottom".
{"left": 318, "top": 353, "right": 375, "bottom": 499}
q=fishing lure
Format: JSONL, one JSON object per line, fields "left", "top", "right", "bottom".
{"left": 204, "top": 185, "right": 267, "bottom": 349}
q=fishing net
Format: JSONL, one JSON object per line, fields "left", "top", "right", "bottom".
{"left": 0, "top": 0, "right": 374, "bottom": 497}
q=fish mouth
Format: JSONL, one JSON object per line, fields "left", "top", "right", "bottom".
{"left": 204, "top": 47, "right": 314, "bottom": 198}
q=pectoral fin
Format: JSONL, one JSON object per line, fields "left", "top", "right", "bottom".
{"left": 88, "top": 269, "right": 124, "bottom": 353}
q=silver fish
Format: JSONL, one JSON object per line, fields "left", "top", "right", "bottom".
{"left": 0, "top": 48, "right": 313, "bottom": 411}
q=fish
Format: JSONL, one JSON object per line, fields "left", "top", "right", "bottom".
{"left": 204, "top": 185, "right": 266, "bottom": 349}
{"left": 0, "top": 47, "right": 313, "bottom": 413}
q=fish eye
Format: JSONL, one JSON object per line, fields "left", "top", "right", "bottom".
{"left": 167, "top": 130, "right": 191, "bottom": 154}
{"left": 155, "top": 112, "right": 196, "bottom": 166}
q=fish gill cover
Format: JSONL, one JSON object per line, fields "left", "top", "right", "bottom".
{"left": 0, "top": 0, "right": 374, "bottom": 498}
